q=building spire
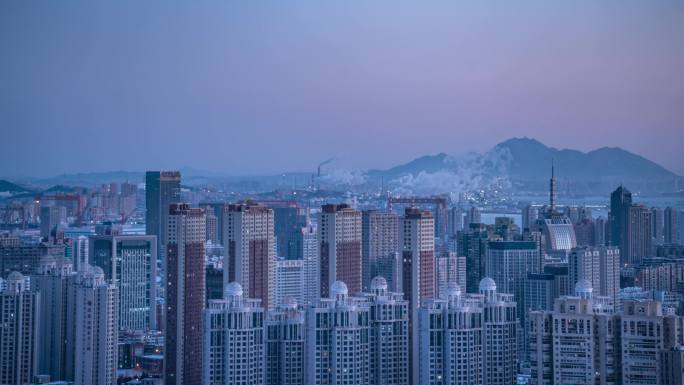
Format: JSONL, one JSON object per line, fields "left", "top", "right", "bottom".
{"left": 549, "top": 159, "right": 556, "bottom": 213}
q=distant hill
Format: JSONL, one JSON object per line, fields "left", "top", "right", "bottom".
{"left": 493, "top": 137, "right": 677, "bottom": 181}
{"left": 364, "top": 137, "right": 680, "bottom": 195}
{"left": 2, "top": 138, "right": 679, "bottom": 196}
{"left": 0, "top": 180, "right": 34, "bottom": 194}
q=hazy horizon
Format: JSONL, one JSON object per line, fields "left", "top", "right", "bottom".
{"left": 2, "top": 1, "right": 683, "bottom": 177}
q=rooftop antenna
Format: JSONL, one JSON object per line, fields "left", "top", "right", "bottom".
{"left": 549, "top": 158, "right": 557, "bottom": 213}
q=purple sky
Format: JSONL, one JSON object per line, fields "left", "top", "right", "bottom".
{"left": 1, "top": 1, "right": 683, "bottom": 177}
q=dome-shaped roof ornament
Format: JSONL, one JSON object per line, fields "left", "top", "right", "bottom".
{"left": 330, "top": 281, "right": 349, "bottom": 297}
{"left": 443, "top": 282, "right": 462, "bottom": 298}
{"left": 224, "top": 282, "right": 244, "bottom": 298}
{"left": 370, "top": 276, "right": 388, "bottom": 292}
{"left": 575, "top": 279, "right": 593, "bottom": 298}
{"left": 479, "top": 277, "right": 496, "bottom": 292}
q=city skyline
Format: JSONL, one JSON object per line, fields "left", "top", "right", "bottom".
{"left": 2, "top": 2, "right": 683, "bottom": 177}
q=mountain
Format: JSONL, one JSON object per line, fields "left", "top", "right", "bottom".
{"left": 363, "top": 137, "right": 680, "bottom": 195}
{"left": 0, "top": 180, "right": 34, "bottom": 194}
{"left": 494, "top": 137, "right": 677, "bottom": 181}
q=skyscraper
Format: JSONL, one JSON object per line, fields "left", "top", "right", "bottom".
{"left": 485, "top": 240, "right": 540, "bottom": 321}
{"left": 203, "top": 282, "right": 264, "bottom": 385}
{"left": 0, "top": 272, "right": 39, "bottom": 385}
{"left": 610, "top": 185, "right": 632, "bottom": 247}
{"left": 624, "top": 204, "right": 653, "bottom": 265}
{"left": 66, "top": 265, "right": 118, "bottom": 385}
{"left": 568, "top": 246, "right": 620, "bottom": 301}
{"left": 165, "top": 203, "right": 205, "bottom": 385}
{"left": 40, "top": 205, "right": 65, "bottom": 241}
{"left": 419, "top": 282, "right": 484, "bottom": 385}
{"left": 265, "top": 297, "right": 305, "bottom": 385}
{"left": 31, "top": 257, "right": 73, "bottom": 381}
{"left": 362, "top": 210, "right": 399, "bottom": 291}
{"left": 300, "top": 225, "right": 320, "bottom": 306}
{"left": 270, "top": 202, "right": 308, "bottom": 260}
{"left": 458, "top": 223, "right": 493, "bottom": 293}
{"left": 464, "top": 206, "right": 482, "bottom": 228}
{"left": 435, "top": 251, "right": 466, "bottom": 298}
{"left": 275, "top": 258, "right": 305, "bottom": 307}
{"left": 89, "top": 234, "right": 157, "bottom": 331}
{"left": 664, "top": 206, "right": 680, "bottom": 244}
{"left": 365, "top": 276, "right": 409, "bottom": 385}
{"left": 419, "top": 278, "right": 517, "bottom": 385}
{"left": 522, "top": 205, "right": 540, "bottom": 232}
{"left": 223, "top": 201, "right": 276, "bottom": 309}
{"left": 145, "top": 170, "right": 181, "bottom": 263}
{"left": 318, "top": 204, "right": 362, "bottom": 298}
{"left": 305, "top": 281, "right": 370, "bottom": 385}
{"left": 400, "top": 207, "right": 435, "bottom": 385}
{"left": 529, "top": 281, "right": 684, "bottom": 385}
{"left": 652, "top": 207, "right": 665, "bottom": 245}
{"left": 529, "top": 280, "right": 617, "bottom": 385}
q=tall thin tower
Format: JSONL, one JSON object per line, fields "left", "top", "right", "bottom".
{"left": 549, "top": 161, "right": 557, "bottom": 213}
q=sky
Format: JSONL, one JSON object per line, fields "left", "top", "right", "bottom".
{"left": 1, "top": 1, "right": 683, "bottom": 177}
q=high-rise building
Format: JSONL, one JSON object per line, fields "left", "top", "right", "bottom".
{"left": 635, "top": 262, "right": 684, "bottom": 292}
{"left": 485, "top": 241, "right": 538, "bottom": 360}
{"left": 275, "top": 258, "right": 304, "bottom": 307}
{"left": 661, "top": 347, "right": 684, "bottom": 385}
{"left": 270, "top": 202, "right": 308, "bottom": 260}
{"left": 0, "top": 272, "right": 39, "bottom": 385}
{"left": 199, "top": 202, "right": 226, "bottom": 244}
{"left": 305, "top": 281, "right": 370, "bottom": 385}
{"left": 610, "top": 185, "right": 632, "bottom": 248}
{"left": 447, "top": 206, "right": 463, "bottom": 236}
{"left": 300, "top": 225, "right": 320, "bottom": 306}
{"left": 568, "top": 246, "right": 620, "bottom": 301}
{"left": 435, "top": 251, "right": 466, "bottom": 298}
{"left": 204, "top": 208, "right": 218, "bottom": 244}
{"left": 594, "top": 216, "right": 608, "bottom": 246}
{"left": 375, "top": 251, "right": 402, "bottom": 293}
{"left": 419, "top": 278, "right": 517, "bottom": 385}
{"left": 494, "top": 216, "right": 520, "bottom": 240}
{"left": 223, "top": 201, "right": 276, "bottom": 309}
{"left": 524, "top": 264, "right": 570, "bottom": 315}
{"left": 89, "top": 234, "right": 157, "bottom": 331}
{"left": 458, "top": 223, "right": 493, "bottom": 293}
{"left": 624, "top": 205, "right": 653, "bottom": 265}
{"left": 664, "top": 207, "right": 680, "bottom": 244}
{"left": 318, "top": 204, "right": 362, "bottom": 298}
{"left": 364, "top": 276, "right": 409, "bottom": 385}
{"left": 66, "top": 265, "right": 118, "bottom": 385}
{"left": 205, "top": 264, "right": 224, "bottom": 304}
{"left": 464, "top": 206, "right": 482, "bottom": 228}
{"left": 522, "top": 205, "right": 540, "bottom": 232}
{"left": 0, "top": 236, "right": 65, "bottom": 278}
{"left": 72, "top": 234, "right": 89, "bottom": 272}
{"left": 485, "top": 241, "right": 540, "bottom": 321}
{"left": 203, "top": 282, "right": 264, "bottom": 385}
{"left": 529, "top": 280, "right": 617, "bottom": 385}
{"left": 265, "top": 297, "right": 305, "bottom": 385}
{"left": 145, "top": 170, "right": 181, "bottom": 264}
{"left": 361, "top": 210, "right": 399, "bottom": 291}
{"left": 530, "top": 281, "right": 684, "bottom": 385}
{"left": 652, "top": 207, "right": 665, "bottom": 245}
{"left": 573, "top": 218, "right": 595, "bottom": 246}
{"left": 419, "top": 282, "right": 484, "bottom": 385}
{"left": 620, "top": 301, "right": 683, "bottom": 385}
{"left": 165, "top": 203, "right": 205, "bottom": 385}
{"left": 400, "top": 207, "right": 435, "bottom": 385}
{"left": 40, "top": 205, "right": 66, "bottom": 241}
{"left": 31, "top": 257, "right": 73, "bottom": 381}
